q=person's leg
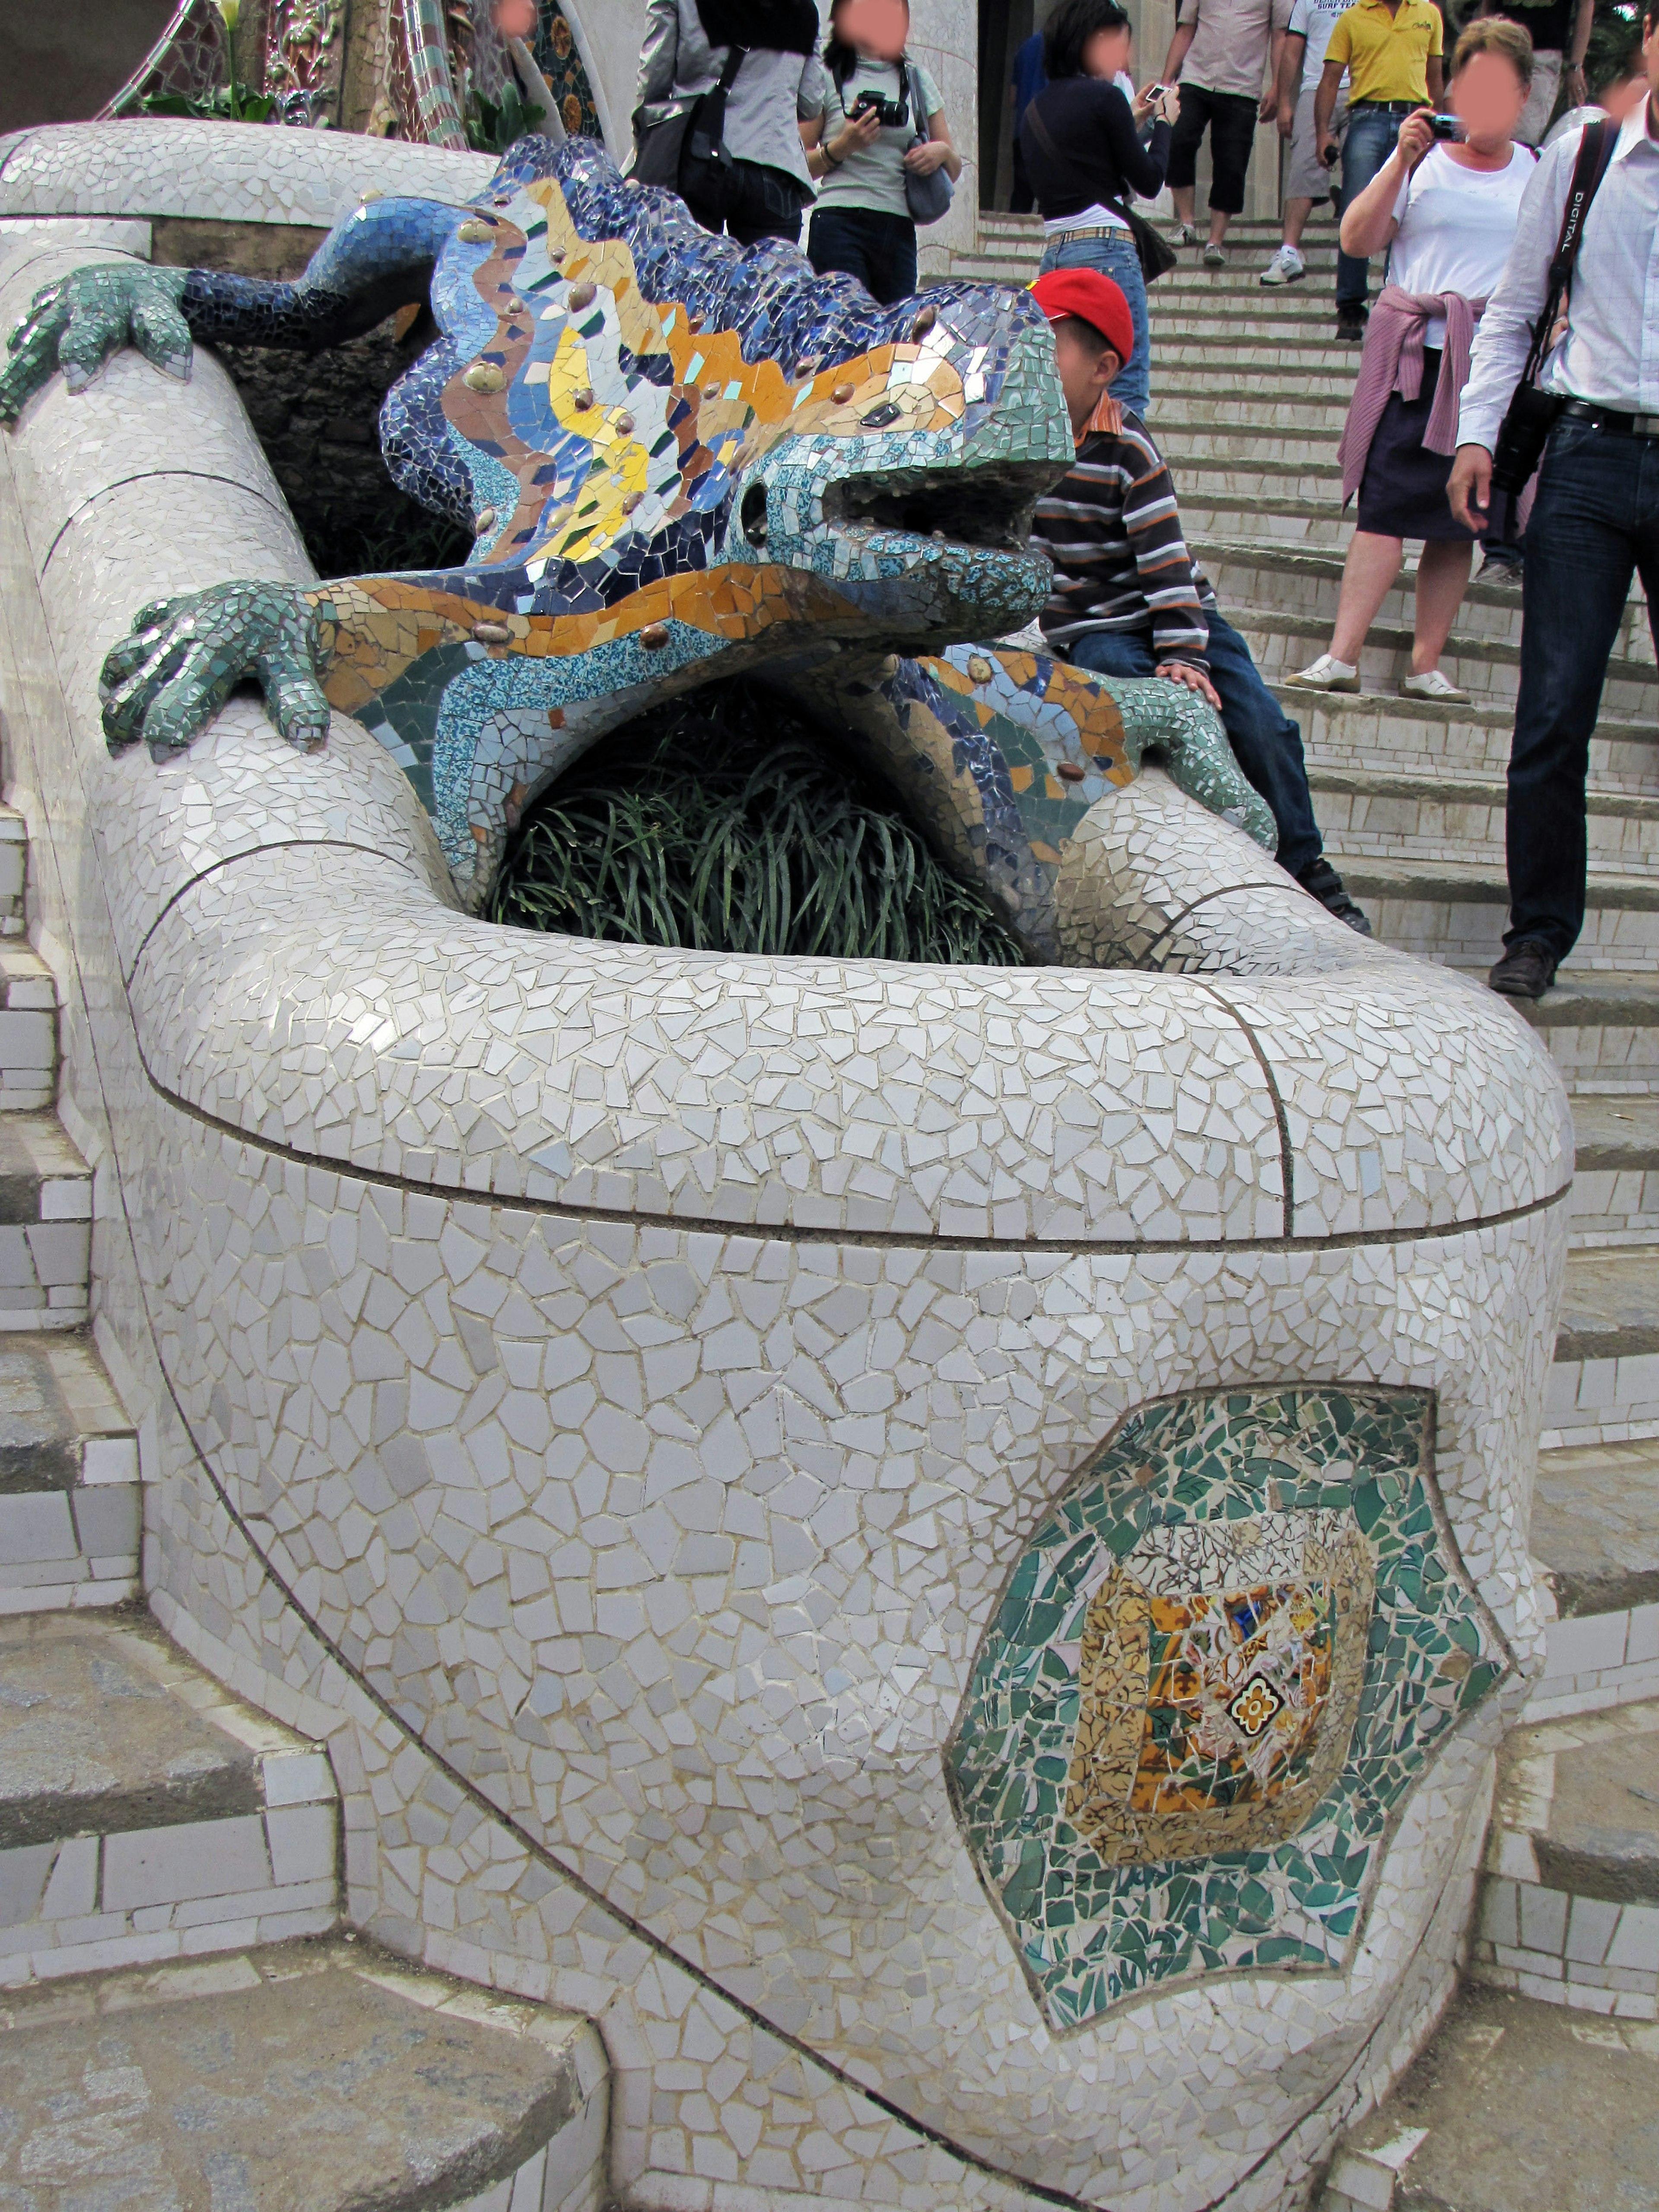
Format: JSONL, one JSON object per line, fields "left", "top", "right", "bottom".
{"left": 1092, "top": 235, "right": 1150, "bottom": 420}
{"left": 807, "top": 208, "right": 876, "bottom": 292}
{"left": 1010, "top": 137, "right": 1034, "bottom": 215}
{"left": 1205, "top": 93, "right": 1257, "bottom": 245}
{"left": 1200, "top": 611, "right": 1324, "bottom": 876}
{"left": 1336, "top": 106, "right": 1393, "bottom": 314}
{"left": 876, "top": 214, "right": 919, "bottom": 305}
{"left": 1410, "top": 538, "right": 1475, "bottom": 676}
{"left": 1167, "top": 88, "right": 1210, "bottom": 235}
{"left": 1325, "top": 532, "right": 1405, "bottom": 666}
{"left": 1282, "top": 196, "right": 1314, "bottom": 249}
{"left": 1067, "top": 629, "right": 1161, "bottom": 681}
{"left": 1504, "top": 422, "right": 1639, "bottom": 965}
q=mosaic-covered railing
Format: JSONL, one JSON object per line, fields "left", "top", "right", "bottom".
{"left": 0, "top": 122, "right": 1571, "bottom": 2212}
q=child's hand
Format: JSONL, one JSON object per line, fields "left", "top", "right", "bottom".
{"left": 1156, "top": 660, "right": 1222, "bottom": 712}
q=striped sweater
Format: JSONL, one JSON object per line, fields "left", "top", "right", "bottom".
{"left": 1030, "top": 407, "right": 1214, "bottom": 667}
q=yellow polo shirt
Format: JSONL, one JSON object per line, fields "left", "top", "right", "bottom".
{"left": 1323, "top": 0, "right": 1443, "bottom": 102}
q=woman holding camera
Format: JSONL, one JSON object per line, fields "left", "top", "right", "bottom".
{"left": 1019, "top": 0, "right": 1179, "bottom": 423}
{"left": 1287, "top": 17, "right": 1535, "bottom": 702}
{"left": 802, "top": 0, "right": 960, "bottom": 305}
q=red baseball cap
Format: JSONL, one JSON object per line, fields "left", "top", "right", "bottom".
{"left": 1030, "top": 268, "right": 1135, "bottom": 367}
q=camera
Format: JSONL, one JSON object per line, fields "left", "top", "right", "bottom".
{"left": 1427, "top": 112, "right": 1466, "bottom": 140}
{"left": 852, "top": 89, "right": 909, "bottom": 127}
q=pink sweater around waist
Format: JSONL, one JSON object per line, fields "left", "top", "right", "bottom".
{"left": 1338, "top": 284, "right": 1487, "bottom": 507}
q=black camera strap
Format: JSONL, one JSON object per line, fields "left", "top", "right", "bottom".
{"left": 1520, "top": 117, "right": 1617, "bottom": 389}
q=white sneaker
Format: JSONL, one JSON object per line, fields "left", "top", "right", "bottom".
{"left": 1203, "top": 241, "right": 1230, "bottom": 269}
{"left": 1283, "top": 653, "right": 1360, "bottom": 693}
{"left": 1259, "top": 244, "right": 1306, "bottom": 286}
{"left": 1173, "top": 222, "right": 1202, "bottom": 247}
{"left": 1400, "top": 668, "right": 1469, "bottom": 701}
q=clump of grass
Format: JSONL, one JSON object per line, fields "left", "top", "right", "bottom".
{"left": 489, "top": 680, "right": 1027, "bottom": 967}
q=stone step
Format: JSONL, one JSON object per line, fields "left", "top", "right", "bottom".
{"left": 1526, "top": 1434, "right": 1659, "bottom": 1716}
{"left": 1309, "top": 767, "right": 1659, "bottom": 888}
{"left": 1157, "top": 337, "right": 1361, "bottom": 375}
{"left": 0, "top": 1607, "right": 338, "bottom": 1984}
{"left": 0, "top": 1936, "right": 608, "bottom": 2212}
{"left": 1547, "top": 1243, "right": 1659, "bottom": 1472}
{"left": 1319, "top": 1985, "right": 1659, "bottom": 2211}
{"left": 0, "top": 944, "right": 54, "bottom": 1113}
{"left": 0, "top": 1332, "right": 138, "bottom": 1611}
{"left": 0, "top": 1114, "right": 89, "bottom": 1330}
{"left": 1182, "top": 494, "right": 1354, "bottom": 551}
{"left": 1150, "top": 306, "right": 1363, "bottom": 343}
{"left": 1341, "top": 855, "right": 1659, "bottom": 973}
{"left": 1473, "top": 1698, "right": 1659, "bottom": 2018}
{"left": 1153, "top": 386, "right": 1355, "bottom": 430}
{"left": 1161, "top": 452, "right": 1354, "bottom": 502}
{"left": 1520, "top": 969, "right": 1659, "bottom": 1098}
{"left": 1157, "top": 416, "right": 1344, "bottom": 461}
{"left": 1230, "top": 600, "right": 1656, "bottom": 716}
{"left": 1151, "top": 362, "right": 1361, "bottom": 397}
{"left": 1285, "top": 683, "right": 1659, "bottom": 797}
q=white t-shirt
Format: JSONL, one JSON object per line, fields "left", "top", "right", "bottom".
{"left": 1287, "top": 0, "right": 1350, "bottom": 89}
{"left": 1389, "top": 142, "right": 1537, "bottom": 346}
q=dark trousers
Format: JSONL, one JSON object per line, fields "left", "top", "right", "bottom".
{"left": 807, "top": 206, "right": 919, "bottom": 305}
{"left": 1010, "top": 137, "right": 1035, "bottom": 214}
{"left": 1506, "top": 416, "right": 1659, "bottom": 959}
{"left": 1337, "top": 105, "right": 1406, "bottom": 308}
{"left": 1069, "top": 613, "right": 1324, "bottom": 876}
{"left": 683, "top": 160, "right": 806, "bottom": 246}
{"left": 1166, "top": 85, "right": 1259, "bottom": 215}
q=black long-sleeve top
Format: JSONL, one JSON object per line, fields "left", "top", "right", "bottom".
{"left": 1019, "top": 79, "right": 1170, "bottom": 222}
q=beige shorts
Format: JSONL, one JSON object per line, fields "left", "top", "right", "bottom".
{"left": 1284, "top": 82, "right": 1349, "bottom": 201}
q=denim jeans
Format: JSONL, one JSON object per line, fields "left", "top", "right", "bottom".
{"left": 1036, "top": 229, "right": 1150, "bottom": 422}
{"left": 1506, "top": 416, "right": 1659, "bottom": 959}
{"left": 1336, "top": 105, "right": 1402, "bottom": 309}
{"left": 1068, "top": 613, "right": 1324, "bottom": 876}
{"left": 807, "top": 206, "right": 919, "bottom": 305}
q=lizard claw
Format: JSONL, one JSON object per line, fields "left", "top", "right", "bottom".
{"left": 0, "top": 264, "right": 191, "bottom": 424}
{"left": 98, "top": 582, "right": 331, "bottom": 761}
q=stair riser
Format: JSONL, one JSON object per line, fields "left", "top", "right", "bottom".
{"left": 1153, "top": 366, "right": 1359, "bottom": 396}
{"left": 1474, "top": 1877, "right": 1659, "bottom": 2019}
{"left": 1151, "top": 311, "right": 1359, "bottom": 340}
{"left": 1158, "top": 425, "right": 1341, "bottom": 461}
{"left": 1239, "top": 617, "right": 1657, "bottom": 715}
{"left": 0, "top": 830, "right": 22, "bottom": 941}
{"left": 1568, "top": 1166, "right": 1659, "bottom": 1243}
{"left": 0, "top": 1482, "right": 139, "bottom": 1612}
{"left": 1359, "top": 891, "right": 1659, "bottom": 973}
{"left": 1289, "top": 696, "right": 1659, "bottom": 797}
{"left": 1155, "top": 394, "right": 1353, "bottom": 429}
{"left": 1157, "top": 344, "right": 1360, "bottom": 375}
{"left": 1163, "top": 462, "right": 1351, "bottom": 500}
{"left": 1181, "top": 504, "right": 1351, "bottom": 549}
{"left": 1318, "top": 791, "right": 1659, "bottom": 878}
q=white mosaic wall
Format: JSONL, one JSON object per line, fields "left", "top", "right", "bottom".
{"left": 0, "top": 127, "right": 1575, "bottom": 2212}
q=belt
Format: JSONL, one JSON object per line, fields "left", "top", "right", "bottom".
{"left": 1046, "top": 223, "right": 1131, "bottom": 246}
{"left": 1558, "top": 397, "right": 1659, "bottom": 439}
{"left": 1348, "top": 98, "right": 1421, "bottom": 111}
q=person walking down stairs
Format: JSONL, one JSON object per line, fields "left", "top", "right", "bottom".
{"left": 1162, "top": 0, "right": 1292, "bottom": 267}
{"left": 1262, "top": 0, "right": 1351, "bottom": 286}
{"left": 1027, "top": 266, "right": 1372, "bottom": 932}
{"left": 1451, "top": 5, "right": 1659, "bottom": 1002}
{"left": 1286, "top": 21, "right": 1536, "bottom": 704}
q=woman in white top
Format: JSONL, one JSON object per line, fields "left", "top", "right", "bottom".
{"left": 1286, "top": 18, "right": 1535, "bottom": 703}
{"left": 801, "top": 0, "right": 961, "bottom": 305}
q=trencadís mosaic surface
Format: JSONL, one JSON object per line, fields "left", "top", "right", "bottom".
{"left": 947, "top": 1386, "right": 1511, "bottom": 2031}
{"left": 0, "top": 129, "right": 1265, "bottom": 936}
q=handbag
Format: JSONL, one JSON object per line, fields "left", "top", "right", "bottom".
{"left": 1490, "top": 118, "right": 1617, "bottom": 496}
{"left": 903, "top": 62, "right": 954, "bottom": 226}
{"left": 1023, "top": 95, "right": 1176, "bottom": 284}
{"left": 631, "top": 41, "right": 746, "bottom": 196}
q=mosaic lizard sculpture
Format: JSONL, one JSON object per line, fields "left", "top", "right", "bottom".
{"left": 0, "top": 131, "right": 1272, "bottom": 956}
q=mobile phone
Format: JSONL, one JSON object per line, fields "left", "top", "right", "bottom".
{"left": 1427, "top": 112, "right": 1466, "bottom": 140}
{"left": 1321, "top": 139, "right": 1340, "bottom": 165}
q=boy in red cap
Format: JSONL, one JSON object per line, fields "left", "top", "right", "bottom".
{"left": 1029, "top": 267, "right": 1367, "bottom": 932}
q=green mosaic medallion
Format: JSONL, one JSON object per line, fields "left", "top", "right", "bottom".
{"left": 945, "top": 1388, "right": 1510, "bottom": 2030}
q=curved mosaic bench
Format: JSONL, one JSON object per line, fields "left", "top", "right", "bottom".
{"left": 0, "top": 123, "right": 1572, "bottom": 2212}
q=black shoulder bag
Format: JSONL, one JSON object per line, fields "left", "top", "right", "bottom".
{"left": 1023, "top": 93, "right": 1178, "bottom": 285}
{"left": 632, "top": 40, "right": 747, "bottom": 197}
{"left": 1490, "top": 119, "right": 1618, "bottom": 496}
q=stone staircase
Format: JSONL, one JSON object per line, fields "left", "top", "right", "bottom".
{"left": 0, "top": 788, "right": 610, "bottom": 2207}
{"left": 961, "top": 206, "right": 1659, "bottom": 2200}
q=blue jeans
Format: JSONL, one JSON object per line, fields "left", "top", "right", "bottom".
{"left": 1506, "top": 416, "right": 1659, "bottom": 959}
{"left": 1336, "top": 105, "right": 1402, "bottom": 309}
{"left": 807, "top": 206, "right": 918, "bottom": 306}
{"left": 1069, "top": 613, "right": 1324, "bottom": 876}
{"left": 1036, "top": 229, "right": 1150, "bottom": 422}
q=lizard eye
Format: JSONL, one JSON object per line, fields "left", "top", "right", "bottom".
{"left": 740, "top": 483, "right": 768, "bottom": 544}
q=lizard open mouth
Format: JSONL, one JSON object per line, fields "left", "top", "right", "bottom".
{"left": 822, "top": 461, "right": 1057, "bottom": 556}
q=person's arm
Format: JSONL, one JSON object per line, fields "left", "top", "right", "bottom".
{"left": 1426, "top": 50, "right": 1444, "bottom": 104}
{"left": 1449, "top": 134, "right": 1573, "bottom": 525}
{"left": 1313, "top": 54, "right": 1345, "bottom": 157}
{"left": 1120, "top": 445, "right": 1212, "bottom": 675}
{"left": 1262, "top": 27, "right": 1288, "bottom": 118}
{"left": 905, "top": 108, "right": 963, "bottom": 180}
{"left": 1564, "top": 0, "right": 1594, "bottom": 106}
{"left": 1163, "top": 8, "right": 1198, "bottom": 83}
{"left": 1339, "top": 105, "right": 1431, "bottom": 256}
{"left": 1276, "top": 31, "right": 1306, "bottom": 131}
{"left": 1103, "top": 82, "right": 1174, "bottom": 195}
{"left": 636, "top": 0, "right": 679, "bottom": 106}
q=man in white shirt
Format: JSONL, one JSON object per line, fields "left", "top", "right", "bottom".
{"left": 1264, "top": 0, "right": 1350, "bottom": 283}
{"left": 1450, "top": 10, "right": 1659, "bottom": 999}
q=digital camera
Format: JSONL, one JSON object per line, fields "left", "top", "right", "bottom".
{"left": 852, "top": 88, "right": 910, "bottom": 127}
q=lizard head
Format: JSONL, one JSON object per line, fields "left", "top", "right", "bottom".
{"left": 381, "top": 134, "right": 1072, "bottom": 653}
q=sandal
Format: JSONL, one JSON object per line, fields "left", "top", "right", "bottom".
{"left": 1400, "top": 669, "right": 1469, "bottom": 702}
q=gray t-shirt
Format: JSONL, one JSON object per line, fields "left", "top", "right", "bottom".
{"left": 1176, "top": 0, "right": 1294, "bottom": 99}
{"left": 636, "top": 0, "right": 826, "bottom": 188}
{"left": 814, "top": 55, "right": 945, "bottom": 219}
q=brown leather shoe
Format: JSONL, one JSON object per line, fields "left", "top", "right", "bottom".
{"left": 1487, "top": 940, "right": 1558, "bottom": 999}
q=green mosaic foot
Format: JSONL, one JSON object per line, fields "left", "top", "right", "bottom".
{"left": 1109, "top": 677, "right": 1277, "bottom": 853}
{"left": 0, "top": 264, "right": 191, "bottom": 422}
{"left": 99, "top": 584, "right": 332, "bottom": 762}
